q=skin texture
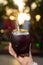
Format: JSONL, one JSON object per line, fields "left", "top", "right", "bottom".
{"left": 9, "top": 43, "right": 33, "bottom": 65}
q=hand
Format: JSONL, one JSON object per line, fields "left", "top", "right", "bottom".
{"left": 9, "top": 43, "right": 33, "bottom": 65}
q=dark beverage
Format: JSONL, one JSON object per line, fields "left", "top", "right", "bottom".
{"left": 10, "top": 29, "right": 30, "bottom": 57}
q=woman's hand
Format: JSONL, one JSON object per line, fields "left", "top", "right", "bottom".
{"left": 9, "top": 43, "right": 33, "bottom": 65}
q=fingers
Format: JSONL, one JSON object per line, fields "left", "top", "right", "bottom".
{"left": 18, "top": 56, "right": 29, "bottom": 65}
{"left": 9, "top": 43, "right": 13, "bottom": 55}
{"left": 9, "top": 42, "right": 17, "bottom": 58}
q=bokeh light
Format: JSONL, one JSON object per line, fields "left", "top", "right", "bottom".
{"left": 0, "top": 0, "right": 8, "bottom": 5}
{"left": 3, "top": 0, "right": 8, "bottom": 5}
{"left": 1, "top": 29, "right": 4, "bottom": 33}
{"left": 9, "top": 15, "right": 16, "bottom": 20}
{"left": 13, "top": 0, "right": 25, "bottom": 11}
{"left": 35, "top": 43, "right": 40, "bottom": 48}
{"left": 0, "top": 0, "right": 5, "bottom": 4}
{"left": 35, "top": 15, "right": 41, "bottom": 22}
{"left": 5, "top": 7, "right": 13, "bottom": 16}
{"left": 17, "top": 13, "right": 31, "bottom": 25}
{"left": 31, "top": 2, "right": 37, "bottom": 10}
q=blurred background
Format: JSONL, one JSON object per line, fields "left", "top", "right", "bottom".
{"left": 0, "top": 0, "right": 43, "bottom": 65}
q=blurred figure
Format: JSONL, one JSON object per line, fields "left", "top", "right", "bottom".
{"left": 3, "top": 19, "right": 16, "bottom": 30}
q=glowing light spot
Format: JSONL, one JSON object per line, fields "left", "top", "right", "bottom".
{"left": 31, "top": 2, "right": 37, "bottom": 10}
{"left": 35, "top": 43, "right": 40, "bottom": 48}
{"left": 9, "top": 16, "right": 16, "bottom": 20}
{"left": 1, "top": 29, "right": 4, "bottom": 33}
{"left": 17, "top": 13, "right": 31, "bottom": 25}
{"left": 35, "top": 15, "right": 41, "bottom": 22}
{"left": 13, "top": 0, "right": 25, "bottom": 11}
{"left": 3, "top": 0, "right": 8, "bottom": 5}
{"left": 0, "top": 0, "right": 8, "bottom": 5}
{"left": 5, "top": 7, "right": 13, "bottom": 16}
{"left": 0, "top": 0, "right": 4, "bottom": 3}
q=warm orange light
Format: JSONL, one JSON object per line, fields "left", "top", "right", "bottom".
{"left": 5, "top": 7, "right": 13, "bottom": 16}
{"left": 1, "top": 29, "right": 4, "bottom": 33}
{"left": 9, "top": 15, "right": 16, "bottom": 20}
{"left": 0, "top": 0, "right": 8, "bottom": 5}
